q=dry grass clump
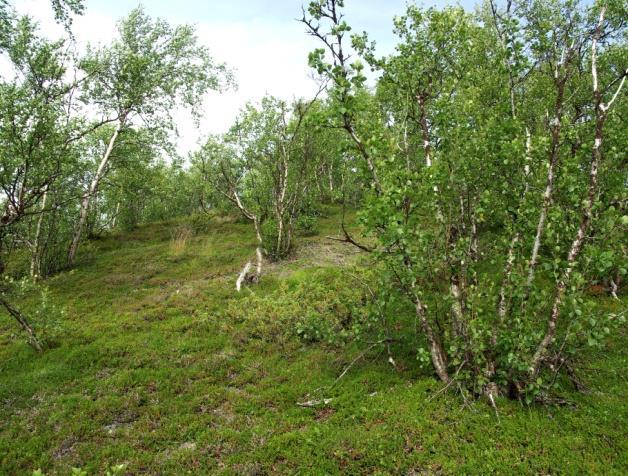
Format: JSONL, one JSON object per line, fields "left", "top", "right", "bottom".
{"left": 170, "top": 225, "right": 193, "bottom": 256}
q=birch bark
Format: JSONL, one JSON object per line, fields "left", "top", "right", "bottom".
{"left": 530, "top": 6, "right": 626, "bottom": 376}
{"left": 68, "top": 117, "right": 125, "bottom": 265}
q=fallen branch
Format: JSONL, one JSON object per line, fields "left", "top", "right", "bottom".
{"left": 297, "top": 398, "right": 333, "bottom": 408}
{"left": 325, "top": 228, "right": 373, "bottom": 253}
{"left": 324, "top": 196, "right": 374, "bottom": 254}
{"left": 485, "top": 381, "right": 501, "bottom": 422}
{"left": 0, "top": 295, "right": 43, "bottom": 352}
{"left": 235, "top": 246, "right": 264, "bottom": 292}
{"left": 609, "top": 278, "right": 619, "bottom": 299}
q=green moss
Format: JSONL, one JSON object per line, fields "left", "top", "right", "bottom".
{"left": 1, "top": 209, "right": 626, "bottom": 474}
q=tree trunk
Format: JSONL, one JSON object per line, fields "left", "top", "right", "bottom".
{"left": 235, "top": 217, "right": 264, "bottom": 291}
{"left": 344, "top": 120, "right": 382, "bottom": 194}
{"left": 496, "top": 128, "right": 532, "bottom": 324}
{"left": 525, "top": 82, "right": 565, "bottom": 293}
{"left": 406, "top": 256, "right": 450, "bottom": 383}
{"left": 415, "top": 297, "right": 450, "bottom": 383}
{"left": 417, "top": 93, "right": 432, "bottom": 167}
{"left": 68, "top": 121, "right": 123, "bottom": 266}
{"left": 328, "top": 166, "right": 334, "bottom": 196}
{"left": 30, "top": 187, "right": 48, "bottom": 279}
{"left": 111, "top": 202, "right": 121, "bottom": 230}
{"left": 530, "top": 131, "right": 601, "bottom": 375}
{"left": 275, "top": 148, "right": 290, "bottom": 258}
{"left": 0, "top": 295, "right": 42, "bottom": 352}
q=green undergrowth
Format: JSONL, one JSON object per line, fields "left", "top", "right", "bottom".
{"left": 1, "top": 208, "right": 626, "bottom": 474}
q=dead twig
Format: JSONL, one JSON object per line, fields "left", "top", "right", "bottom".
{"left": 427, "top": 360, "right": 466, "bottom": 402}
{"left": 330, "top": 340, "right": 386, "bottom": 389}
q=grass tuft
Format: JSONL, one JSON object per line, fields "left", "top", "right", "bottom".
{"left": 169, "top": 224, "right": 193, "bottom": 257}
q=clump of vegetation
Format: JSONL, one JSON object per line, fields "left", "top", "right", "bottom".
{"left": 169, "top": 225, "right": 193, "bottom": 256}
{"left": 0, "top": 277, "right": 65, "bottom": 351}
{"left": 296, "top": 214, "right": 319, "bottom": 237}
{"left": 223, "top": 268, "right": 372, "bottom": 345}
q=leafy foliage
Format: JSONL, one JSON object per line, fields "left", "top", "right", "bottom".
{"left": 302, "top": 0, "right": 627, "bottom": 399}
{"left": 1, "top": 276, "right": 65, "bottom": 347}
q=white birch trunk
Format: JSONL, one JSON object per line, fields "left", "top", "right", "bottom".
{"left": 236, "top": 261, "right": 252, "bottom": 292}
{"left": 415, "top": 296, "right": 450, "bottom": 383}
{"left": 328, "top": 166, "right": 334, "bottom": 195}
{"left": 496, "top": 129, "right": 532, "bottom": 323}
{"left": 30, "top": 187, "right": 48, "bottom": 278}
{"left": 68, "top": 121, "right": 123, "bottom": 265}
{"left": 525, "top": 86, "right": 566, "bottom": 295}
{"left": 234, "top": 211, "right": 264, "bottom": 291}
{"left": 111, "top": 202, "right": 121, "bottom": 230}
{"left": 450, "top": 280, "right": 464, "bottom": 337}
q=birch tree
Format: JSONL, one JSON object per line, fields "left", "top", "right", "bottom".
{"left": 194, "top": 96, "right": 319, "bottom": 289}
{"left": 0, "top": 5, "right": 84, "bottom": 349}
{"left": 530, "top": 3, "right": 627, "bottom": 376}
{"left": 304, "top": 0, "right": 626, "bottom": 401}
{"left": 67, "top": 6, "right": 230, "bottom": 265}
{"left": 0, "top": 19, "right": 69, "bottom": 349}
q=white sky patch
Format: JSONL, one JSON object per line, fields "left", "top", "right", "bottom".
{"left": 174, "top": 18, "right": 323, "bottom": 156}
{"left": 14, "top": 0, "right": 116, "bottom": 45}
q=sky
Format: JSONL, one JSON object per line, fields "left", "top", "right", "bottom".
{"left": 11, "top": 0, "right": 477, "bottom": 156}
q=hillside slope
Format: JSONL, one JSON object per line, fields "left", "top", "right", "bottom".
{"left": 1, "top": 210, "right": 626, "bottom": 475}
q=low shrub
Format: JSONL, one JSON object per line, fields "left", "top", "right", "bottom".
{"left": 296, "top": 215, "right": 319, "bottom": 237}
{"left": 222, "top": 268, "right": 377, "bottom": 345}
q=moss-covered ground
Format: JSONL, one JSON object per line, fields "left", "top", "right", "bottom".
{"left": 1, "top": 209, "right": 626, "bottom": 474}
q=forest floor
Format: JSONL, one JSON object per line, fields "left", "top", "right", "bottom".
{"left": 0, "top": 207, "right": 626, "bottom": 475}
